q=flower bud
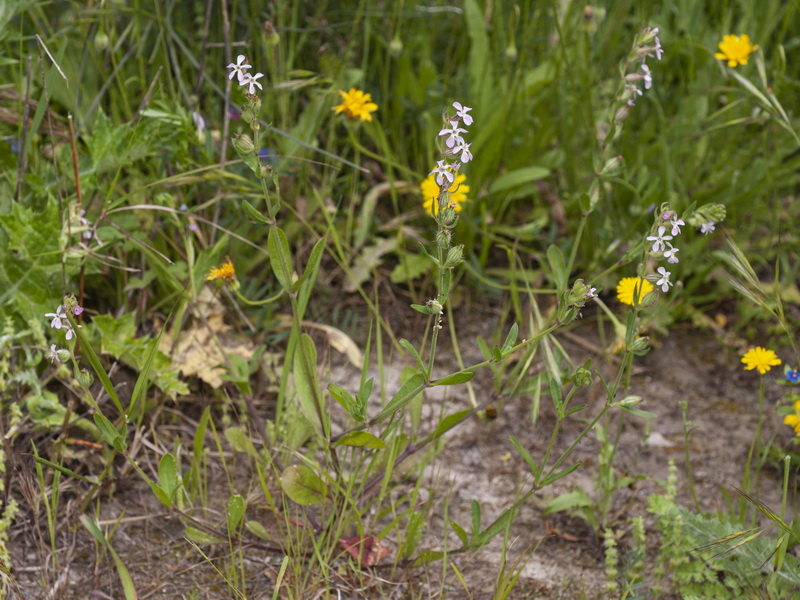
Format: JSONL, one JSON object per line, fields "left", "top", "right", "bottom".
{"left": 94, "top": 31, "right": 110, "bottom": 51}
{"left": 76, "top": 368, "right": 94, "bottom": 390}
{"left": 435, "top": 228, "right": 452, "bottom": 248}
{"left": 444, "top": 244, "right": 464, "bottom": 268}
{"left": 263, "top": 21, "right": 281, "bottom": 46}
{"left": 600, "top": 156, "right": 623, "bottom": 177}
{"left": 232, "top": 134, "right": 255, "bottom": 155}
{"left": 574, "top": 367, "right": 593, "bottom": 387}
{"left": 260, "top": 163, "right": 273, "bottom": 179}
{"left": 630, "top": 336, "right": 650, "bottom": 353}
{"left": 389, "top": 35, "right": 403, "bottom": 58}
{"left": 505, "top": 43, "right": 518, "bottom": 63}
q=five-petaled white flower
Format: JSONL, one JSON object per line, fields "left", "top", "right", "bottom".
{"left": 45, "top": 306, "right": 67, "bottom": 329}
{"left": 46, "top": 344, "right": 66, "bottom": 364}
{"left": 663, "top": 244, "right": 680, "bottom": 264}
{"left": 452, "top": 138, "right": 473, "bottom": 163}
{"left": 656, "top": 267, "right": 673, "bottom": 292}
{"left": 240, "top": 72, "right": 264, "bottom": 95}
{"left": 646, "top": 226, "right": 672, "bottom": 252}
{"left": 438, "top": 122, "right": 467, "bottom": 149}
{"left": 452, "top": 102, "right": 473, "bottom": 126}
{"left": 430, "top": 160, "right": 454, "bottom": 187}
{"left": 669, "top": 216, "right": 685, "bottom": 236}
{"left": 227, "top": 55, "right": 251, "bottom": 82}
{"left": 701, "top": 221, "right": 716, "bottom": 234}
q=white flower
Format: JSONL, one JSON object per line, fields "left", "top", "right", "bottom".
{"left": 46, "top": 344, "right": 62, "bottom": 364}
{"left": 227, "top": 55, "right": 251, "bottom": 82}
{"left": 646, "top": 226, "right": 672, "bottom": 252}
{"left": 669, "top": 216, "right": 685, "bottom": 236}
{"left": 430, "top": 160, "right": 454, "bottom": 186}
{"left": 649, "top": 36, "right": 664, "bottom": 60}
{"left": 240, "top": 72, "right": 264, "bottom": 95}
{"left": 700, "top": 221, "right": 716, "bottom": 234}
{"left": 45, "top": 305, "right": 67, "bottom": 329}
{"left": 642, "top": 63, "right": 652, "bottom": 90}
{"left": 64, "top": 324, "right": 82, "bottom": 341}
{"left": 585, "top": 287, "right": 598, "bottom": 299}
{"left": 625, "top": 82, "right": 642, "bottom": 106}
{"left": 655, "top": 266, "right": 673, "bottom": 292}
{"left": 438, "top": 122, "right": 467, "bottom": 149}
{"left": 452, "top": 102, "right": 473, "bottom": 126}
{"left": 452, "top": 138, "right": 473, "bottom": 163}
{"left": 663, "top": 243, "right": 680, "bottom": 264}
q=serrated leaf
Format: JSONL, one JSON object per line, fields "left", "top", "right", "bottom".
{"left": 280, "top": 464, "right": 327, "bottom": 506}
{"left": 390, "top": 253, "right": 433, "bottom": 283}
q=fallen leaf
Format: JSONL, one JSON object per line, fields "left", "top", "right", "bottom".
{"left": 338, "top": 535, "right": 390, "bottom": 566}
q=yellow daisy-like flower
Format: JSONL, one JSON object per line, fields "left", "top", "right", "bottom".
{"left": 616, "top": 277, "right": 654, "bottom": 306}
{"left": 741, "top": 346, "right": 781, "bottom": 375}
{"left": 207, "top": 259, "right": 236, "bottom": 283}
{"left": 420, "top": 173, "right": 469, "bottom": 216}
{"left": 332, "top": 88, "right": 378, "bottom": 122}
{"left": 784, "top": 400, "right": 800, "bottom": 435}
{"left": 714, "top": 34, "right": 759, "bottom": 68}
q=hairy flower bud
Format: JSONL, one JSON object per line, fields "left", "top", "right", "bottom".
{"left": 233, "top": 134, "right": 255, "bottom": 155}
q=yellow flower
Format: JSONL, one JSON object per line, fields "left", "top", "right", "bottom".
{"left": 332, "top": 88, "right": 378, "bottom": 122}
{"left": 207, "top": 259, "right": 236, "bottom": 282}
{"left": 784, "top": 400, "right": 800, "bottom": 435}
{"left": 741, "top": 346, "right": 781, "bottom": 375}
{"left": 616, "top": 277, "right": 654, "bottom": 306}
{"left": 420, "top": 173, "right": 469, "bottom": 216}
{"left": 714, "top": 34, "right": 759, "bottom": 67}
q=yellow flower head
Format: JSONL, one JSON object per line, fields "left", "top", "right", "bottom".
{"left": 616, "top": 277, "right": 654, "bottom": 306}
{"left": 421, "top": 173, "right": 469, "bottom": 216}
{"left": 784, "top": 400, "right": 800, "bottom": 435}
{"left": 207, "top": 259, "right": 236, "bottom": 283}
{"left": 714, "top": 34, "right": 759, "bottom": 67}
{"left": 332, "top": 88, "right": 378, "bottom": 122}
{"left": 741, "top": 346, "right": 781, "bottom": 375}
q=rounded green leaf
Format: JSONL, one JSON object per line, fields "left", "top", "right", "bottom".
{"left": 334, "top": 431, "right": 386, "bottom": 449}
{"left": 280, "top": 464, "right": 327, "bottom": 506}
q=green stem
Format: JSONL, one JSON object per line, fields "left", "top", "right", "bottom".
{"left": 232, "top": 287, "right": 283, "bottom": 306}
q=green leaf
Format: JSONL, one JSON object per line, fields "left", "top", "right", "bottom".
{"left": 293, "top": 334, "right": 328, "bottom": 437}
{"left": 399, "top": 339, "right": 428, "bottom": 378}
{"left": 372, "top": 373, "right": 426, "bottom": 424}
{"left": 413, "top": 550, "right": 444, "bottom": 566}
{"left": 501, "top": 323, "right": 519, "bottom": 353}
{"left": 334, "top": 431, "right": 386, "bottom": 449}
{"left": 430, "top": 371, "right": 475, "bottom": 386}
{"left": 421, "top": 409, "right": 473, "bottom": 445}
{"left": 225, "top": 426, "right": 258, "bottom": 457}
{"left": 226, "top": 494, "right": 246, "bottom": 534}
{"left": 242, "top": 199, "right": 271, "bottom": 224}
{"left": 280, "top": 464, "right": 327, "bottom": 506}
{"left": 410, "top": 303, "right": 439, "bottom": 315}
{"left": 268, "top": 226, "right": 294, "bottom": 293}
{"left": 541, "top": 461, "right": 582, "bottom": 487}
{"left": 158, "top": 453, "right": 178, "bottom": 500}
{"left": 184, "top": 526, "right": 225, "bottom": 544}
{"left": 544, "top": 488, "right": 593, "bottom": 514}
{"left": 451, "top": 520, "right": 469, "bottom": 548}
{"left": 488, "top": 167, "right": 550, "bottom": 195}
{"left": 546, "top": 244, "right": 568, "bottom": 293}
{"left": 328, "top": 384, "right": 362, "bottom": 422}
{"left": 390, "top": 253, "right": 433, "bottom": 283}
{"left": 80, "top": 516, "right": 137, "bottom": 600}
{"left": 92, "top": 412, "right": 127, "bottom": 452}
{"left": 477, "top": 506, "right": 515, "bottom": 545}
{"left": 508, "top": 436, "right": 539, "bottom": 479}
{"left": 245, "top": 520, "right": 271, "bottom": 541}
{"left": 471, "top": 500, "right": 481, "bottom": 540}
{"left": 619, "top": 405, "right": 658, "bottom": 419}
